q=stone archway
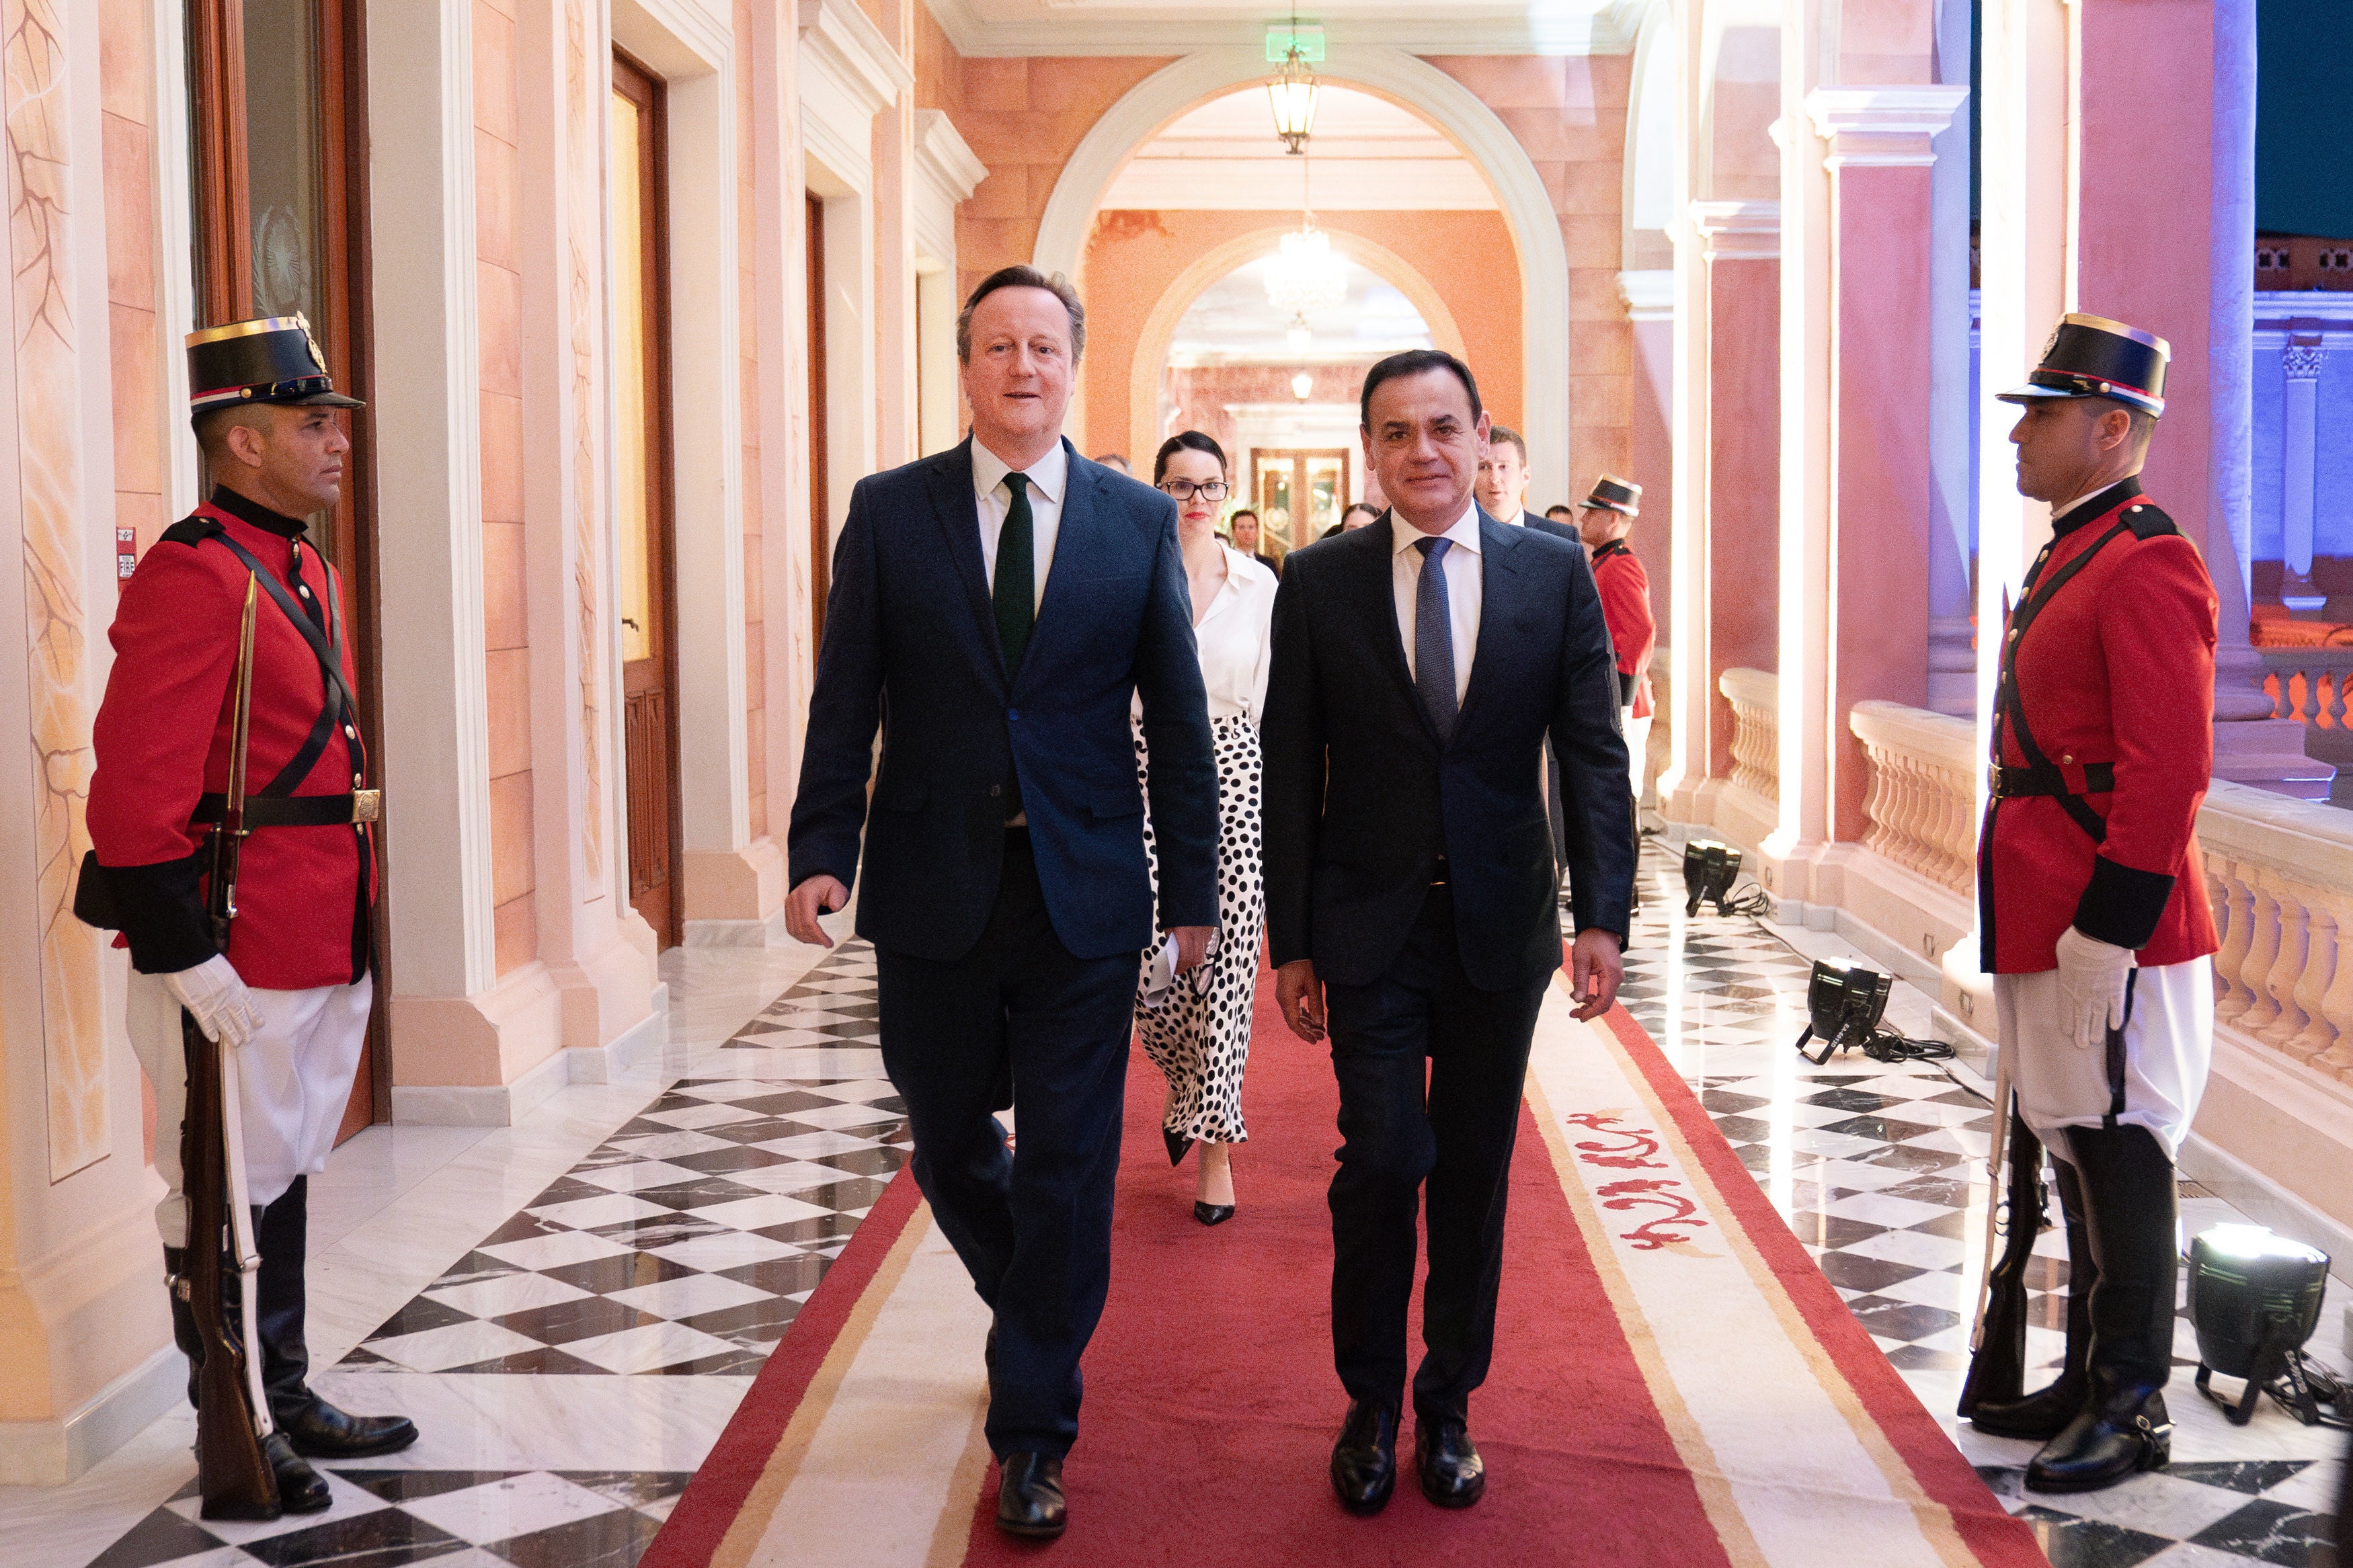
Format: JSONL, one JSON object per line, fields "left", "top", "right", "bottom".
{"left": 1032, "top": 45, "right": 1573, "bottom": 503}
{"left": 1122, "top": 227, "right": 1471, "bottom": 468}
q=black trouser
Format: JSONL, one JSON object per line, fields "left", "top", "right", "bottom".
{"left": 165, "top": 1175, "right": 315, "bottom": 1418}
{"left": 1323, "top": 885, "right": 1551, "bottom": 1425}
{"left": 874, "top": 831, "right": 1138, "bottom": 1460}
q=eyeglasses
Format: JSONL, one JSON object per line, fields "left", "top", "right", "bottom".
{"left": 1157, "top": 479, "right": 1230, "bottom": 502}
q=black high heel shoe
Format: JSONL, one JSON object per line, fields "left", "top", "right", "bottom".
{"left": 1193, "top": 1200, "right": 1235, "bottom": 1227}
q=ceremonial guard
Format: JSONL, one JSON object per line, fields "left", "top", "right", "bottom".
{"left": 1965, "top": 316, "right": 2215, "bottom": 1493}
{"left": 1575, "top": 475, "right": 1655, "bottom": 804}
{"left": 81, "top": 317, "right": 416, "bottom": 1516}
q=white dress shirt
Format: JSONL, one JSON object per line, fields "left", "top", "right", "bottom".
{"left": 1195, "top": 543, "right": 1278, "bottom": 724}
{"left": 1391, "top": 501, "right": 1483, "bottom": 706}
{"left": 972, "top": 438, "right": 1067, "bottom": 614}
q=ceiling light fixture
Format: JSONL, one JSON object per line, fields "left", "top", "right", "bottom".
{"left": 1286, "top": 313, "right": 1313, "bottom": 355}
{"left": 1264, "top": 130, "right": 1347, "bottom": 316}
{"left": 1291, "top": 370, "right": 1314, "bottom": 401}
{"left": 1267, "top": 4, "right": 1318, "bottom": 155}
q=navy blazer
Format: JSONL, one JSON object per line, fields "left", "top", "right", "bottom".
{"left": 787, "top": 438, "right": 1220, "bottom": 962}
{"left": 1261, "top": 510, "right": 1634, "bottom": 991}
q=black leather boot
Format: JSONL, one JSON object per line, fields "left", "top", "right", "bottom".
{"left": 166, "top": 1243, "right": 332, "bottom": 1513}
{"left": 255, "top": 1179, "right": 419, "bottom": 1458}
{"left": 1972, "top": 1160, "right": 2094, "bottom": 1440}
{"left": 2026, "top": 1126, "right": 2177, "bottom": 1493}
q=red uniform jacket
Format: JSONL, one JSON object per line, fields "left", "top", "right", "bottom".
{"left": 86, "top": 490, "right": 375, "bottom": 990}
{"left": 1978, "top": 478, "right": 2218, "bottom": 975}
{"left": 1591, "top": 540, "right": 1656, "bottom": 719}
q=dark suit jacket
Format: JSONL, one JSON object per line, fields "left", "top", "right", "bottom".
{"left": 787, "top": 438, "right": 1220, "bottom": 963}
{"left": 1261, "top": 509, "right": 1634, "bottom": 991}
{"left": 1522, "top": 509, "right": 1582, "bottom": 548}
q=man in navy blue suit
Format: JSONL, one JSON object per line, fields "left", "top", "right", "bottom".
{"left": 1263, "top": 349, "right": 1635, "bottom": 1516}
{"left": 785, "top": 267, "right": 1220, "bottom": 1540}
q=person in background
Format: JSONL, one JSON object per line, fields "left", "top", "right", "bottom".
{"left": 1322, "top": 501, "right": 1382, "bottom": 541}
{"left": 1544, "top": 503, "right": 1577, "bottom": 526}
{"left": 1478, "top": 427, "right": 1581, "bottom": 892}
{"left": 1230, "top": 507, "right": 1281, "bottom": 578}
{"left": 1094, "top": 453, "right": 1132, "bottom": 475}
{"left": 1264, "top": 349, "right": 1634, "bottom": 1518}
{"left": 785, "top": 266, "right": 1220, "bottom": 1540}
{"left": 1135, "top": 432, "right": 1277, "bottom": 1225}
{"left": 1577, "top": 476, "right": 1655, "bottom": 816}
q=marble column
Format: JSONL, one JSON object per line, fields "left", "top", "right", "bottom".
{"left": 2075, "top": 0, "right": 2312, "bottom": 784}
{"left": 1925, "top": 0, "right": 1977, "bottom": 717}
{"left": 1776, "top": 83, "right": 1964, "bottom": 889}
{"left": 2279, "top": 331, "right": 2327, "bottom": 612}
{"left": 1683, "top": 202, "right": 1779, "bottom": 808}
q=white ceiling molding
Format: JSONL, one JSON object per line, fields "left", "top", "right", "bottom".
{"left": 800, "top": 0, "right": 914, "bottom": 120}
{"left": 1102, "top": 159, "right": 1495, "bottom": 211}
{"left": 1035, "top": 45, "right": 1577, "bottom": 502}
{"left": 1616, "top": 269, "right": 1673, "bottom": 321}
{"left": 799, "top": 0, "right": 913, "bottom": 189}
{"left": 614, "top": 0, "right": 729, "bottom": 77}
{"left": 920, "top": 0, "right": 1640, "bottom": 56}
{"left": 913, "top": 108, "right": 989, "bottom": 263}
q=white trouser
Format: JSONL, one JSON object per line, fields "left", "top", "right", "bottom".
{"left": 1623, "top": 709, "right": 1652, "bottom": 804}
{"left": 127, "top": 969, "right": 372, "bottom": 1247}
{"left": 1992, "top": 957, "right": 2212, "bottom": 1163}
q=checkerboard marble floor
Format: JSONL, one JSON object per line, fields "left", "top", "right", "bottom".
{"left": 19, "top": 848, "right": 2350, "bottom": 1568}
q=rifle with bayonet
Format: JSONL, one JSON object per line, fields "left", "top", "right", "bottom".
{"left": 182, "top": 574, "right": 282, "bottom": 1520}
{"left": 1959, "top": 1046, "right": 2046, "bottom": 1417}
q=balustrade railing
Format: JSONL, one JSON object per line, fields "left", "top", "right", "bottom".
{"left": 1720, "top": 667, "right": 1779, "bottom": 804}
{"left": 1849, "top": 701, "right": 1977, "bottom": 895}
{"left": 2200, "top": 781, "right": 2353, "bottom": 1084}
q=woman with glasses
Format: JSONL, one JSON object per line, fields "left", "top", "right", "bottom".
{"left": 1134, "top": 431, "right": 1277, "bottom": 1225}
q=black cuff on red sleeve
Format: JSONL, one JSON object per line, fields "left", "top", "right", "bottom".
{"left": 2071, "top": 855, "right": 2177, "bottom": 953}
{"left": 1614, "top": 669, "right": 1638, "bottom": 708}
{"left": 92, "top": 854, "right": 218, "bottom": 974}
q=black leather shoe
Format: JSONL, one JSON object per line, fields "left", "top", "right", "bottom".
{"left": 995, "top": 1450, "right": 1066, "bottom": 1538}
{"left": 1193, "top": 1201, "right": 1235, "bottom": 1227}
{"left": 1415, "top": 1417, "right": 1486, "bottom": 1508}
{"left": 1329, "top": 1402, "right": 1398, "bottom": 1515}
{"left": 274, "top": 1395, "right": 419, "bottom": 1459}
{"left": 1972, "top": 1165, "right": 2094, "bottom": 1442}
{"left": 2025, "top": 1382, "right": 2170, "bottom": 1492}
{"left": 264, "top": 1432, "right": 333, "bottom": 1514}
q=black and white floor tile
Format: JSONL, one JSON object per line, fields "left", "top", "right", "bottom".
{"left": 1622, "top": 835, "right": 2348, "bottom": 1568}
{"left": 44, "top": 846, "right": 2352, "bottom": 1567}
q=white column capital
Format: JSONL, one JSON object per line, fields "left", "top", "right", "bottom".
{"left": 1804, "top": 85, "right": 1970, "bottom": 169}
{"left": 2286, "top": 328, "right": 2327, "bottom": 382}
{"left": 1616, "top": 269, "right": 1675, "bottom": 322}
{"left": 1689, "top": 200, "right": 1780, "bottom": 261}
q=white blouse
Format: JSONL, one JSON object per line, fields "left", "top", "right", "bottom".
{"left": 1195, "top": 544, "right": 1277, "bottom": 724}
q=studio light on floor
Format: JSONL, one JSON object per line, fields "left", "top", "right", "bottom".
{"left": 2188, "top": 1224, "right": 2348, "bottom": 1428}
{"left": 1682, "top": 838, "right": 1739, "bottom": 915}
{"left": 1794, "top": 958, "right": 1894, "bottom": 1066}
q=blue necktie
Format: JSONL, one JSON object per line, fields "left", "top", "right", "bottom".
{"left": 1414, "top": 536, "right": 1458, "bottom": 741}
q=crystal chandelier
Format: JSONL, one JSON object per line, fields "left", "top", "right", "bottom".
{"left": 1285, "top": 313, "right": 1313, "bottom": 354}
{"left": 1266, "top": 224, "right": 1347, "bottom": 314}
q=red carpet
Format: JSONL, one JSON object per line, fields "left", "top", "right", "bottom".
{"left": 647, "top": 959, "right": 2046, "bottom": 1568}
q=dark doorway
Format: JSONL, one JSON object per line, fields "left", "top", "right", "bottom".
{"left": 613, "top": 52, "right": 683, "bottom": 949}
{"left": 187, "top": 0, "right": 385, "bottom": 1140}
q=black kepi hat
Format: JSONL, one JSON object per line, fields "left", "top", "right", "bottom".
{"left": 1581, "top": 474, "right": 1641, "bottom": 518}
{"left": 186, "top": 314, "right": 364, "bottom": 423}
{"left": 1996, "top": 313, "right": 2168, "bottom": 418}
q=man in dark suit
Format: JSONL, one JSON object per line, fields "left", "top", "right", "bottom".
{"left": 1228, "top": 507, "right": 1281, "bottom": 577}
{"left": 1476, "top": 424, "right": 1586, "bottom": 886}
{"left": 786, "top": 266, "right": 1220, "bottom": 1540}
{"left": 1263, "top": 349, "right": 1634, "bottom": 1516}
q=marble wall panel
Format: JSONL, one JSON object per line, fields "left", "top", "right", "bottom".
{"left": 567, "top": 0, "right": 604, "bottom": 886}
{"left": 7, "top": 0, "right": 109, "bottom": 1178}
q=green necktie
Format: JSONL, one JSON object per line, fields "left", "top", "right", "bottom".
{"left": 993, "top": 472, "right": 1035, "bottom": 677}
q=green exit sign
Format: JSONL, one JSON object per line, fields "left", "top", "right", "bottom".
{"left": 1266, "top": 24, "right": 1325, "bottom": 62}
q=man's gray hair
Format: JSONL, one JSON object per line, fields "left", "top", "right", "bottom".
{"left": 956, "top": 266, "right": 1086, "bottom": 364}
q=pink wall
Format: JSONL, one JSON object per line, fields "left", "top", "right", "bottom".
{"left": 1708, "top": 255, "right": 1780, "bottom": 778}
{"left": 1080, "top": 208, "right": 1523, "bottom": 467}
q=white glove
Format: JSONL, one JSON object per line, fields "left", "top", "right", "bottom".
{"left": 161, "top": 954, "right": 262, "bottom": 1051}
{"left": 2053, "top": 925, "right": 2135, "bottom": 1051}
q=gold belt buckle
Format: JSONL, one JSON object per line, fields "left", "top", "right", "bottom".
{"left": 351, "top": 789, "right": 383, "bottom": 824}
{"left": 1986, "top": 764, "right": 2004, "bottom": 800}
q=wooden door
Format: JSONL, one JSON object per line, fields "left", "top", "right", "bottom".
{"left": 613, "top": 54, "right": 683, "bottom": 948}
{"left": 188, "top": 0, "right": 386, "bottom": 1139}
{"left": 807, "top": 196, "right": 830, "bottom": 644}
{"left": 1252, "top": 448, "right": 1350, "bottom": 553}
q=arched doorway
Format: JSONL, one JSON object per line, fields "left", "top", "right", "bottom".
{"left": 1033, "top": 46, "right": 1573, "bottom": 502}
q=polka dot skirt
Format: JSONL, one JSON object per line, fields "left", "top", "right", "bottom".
{"left": 1133, "top": 714, "right": 1264, "bottom": 1149}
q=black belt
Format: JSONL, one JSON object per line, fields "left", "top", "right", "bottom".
{"left": 1431, "top": 857, "right": 1451, "bottom": 887}
{"left": 1987, "top": 762, "right": 2114, "bottom": 801}
{"left": 193, "top": 790, "right": 382, "bottom": 827}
